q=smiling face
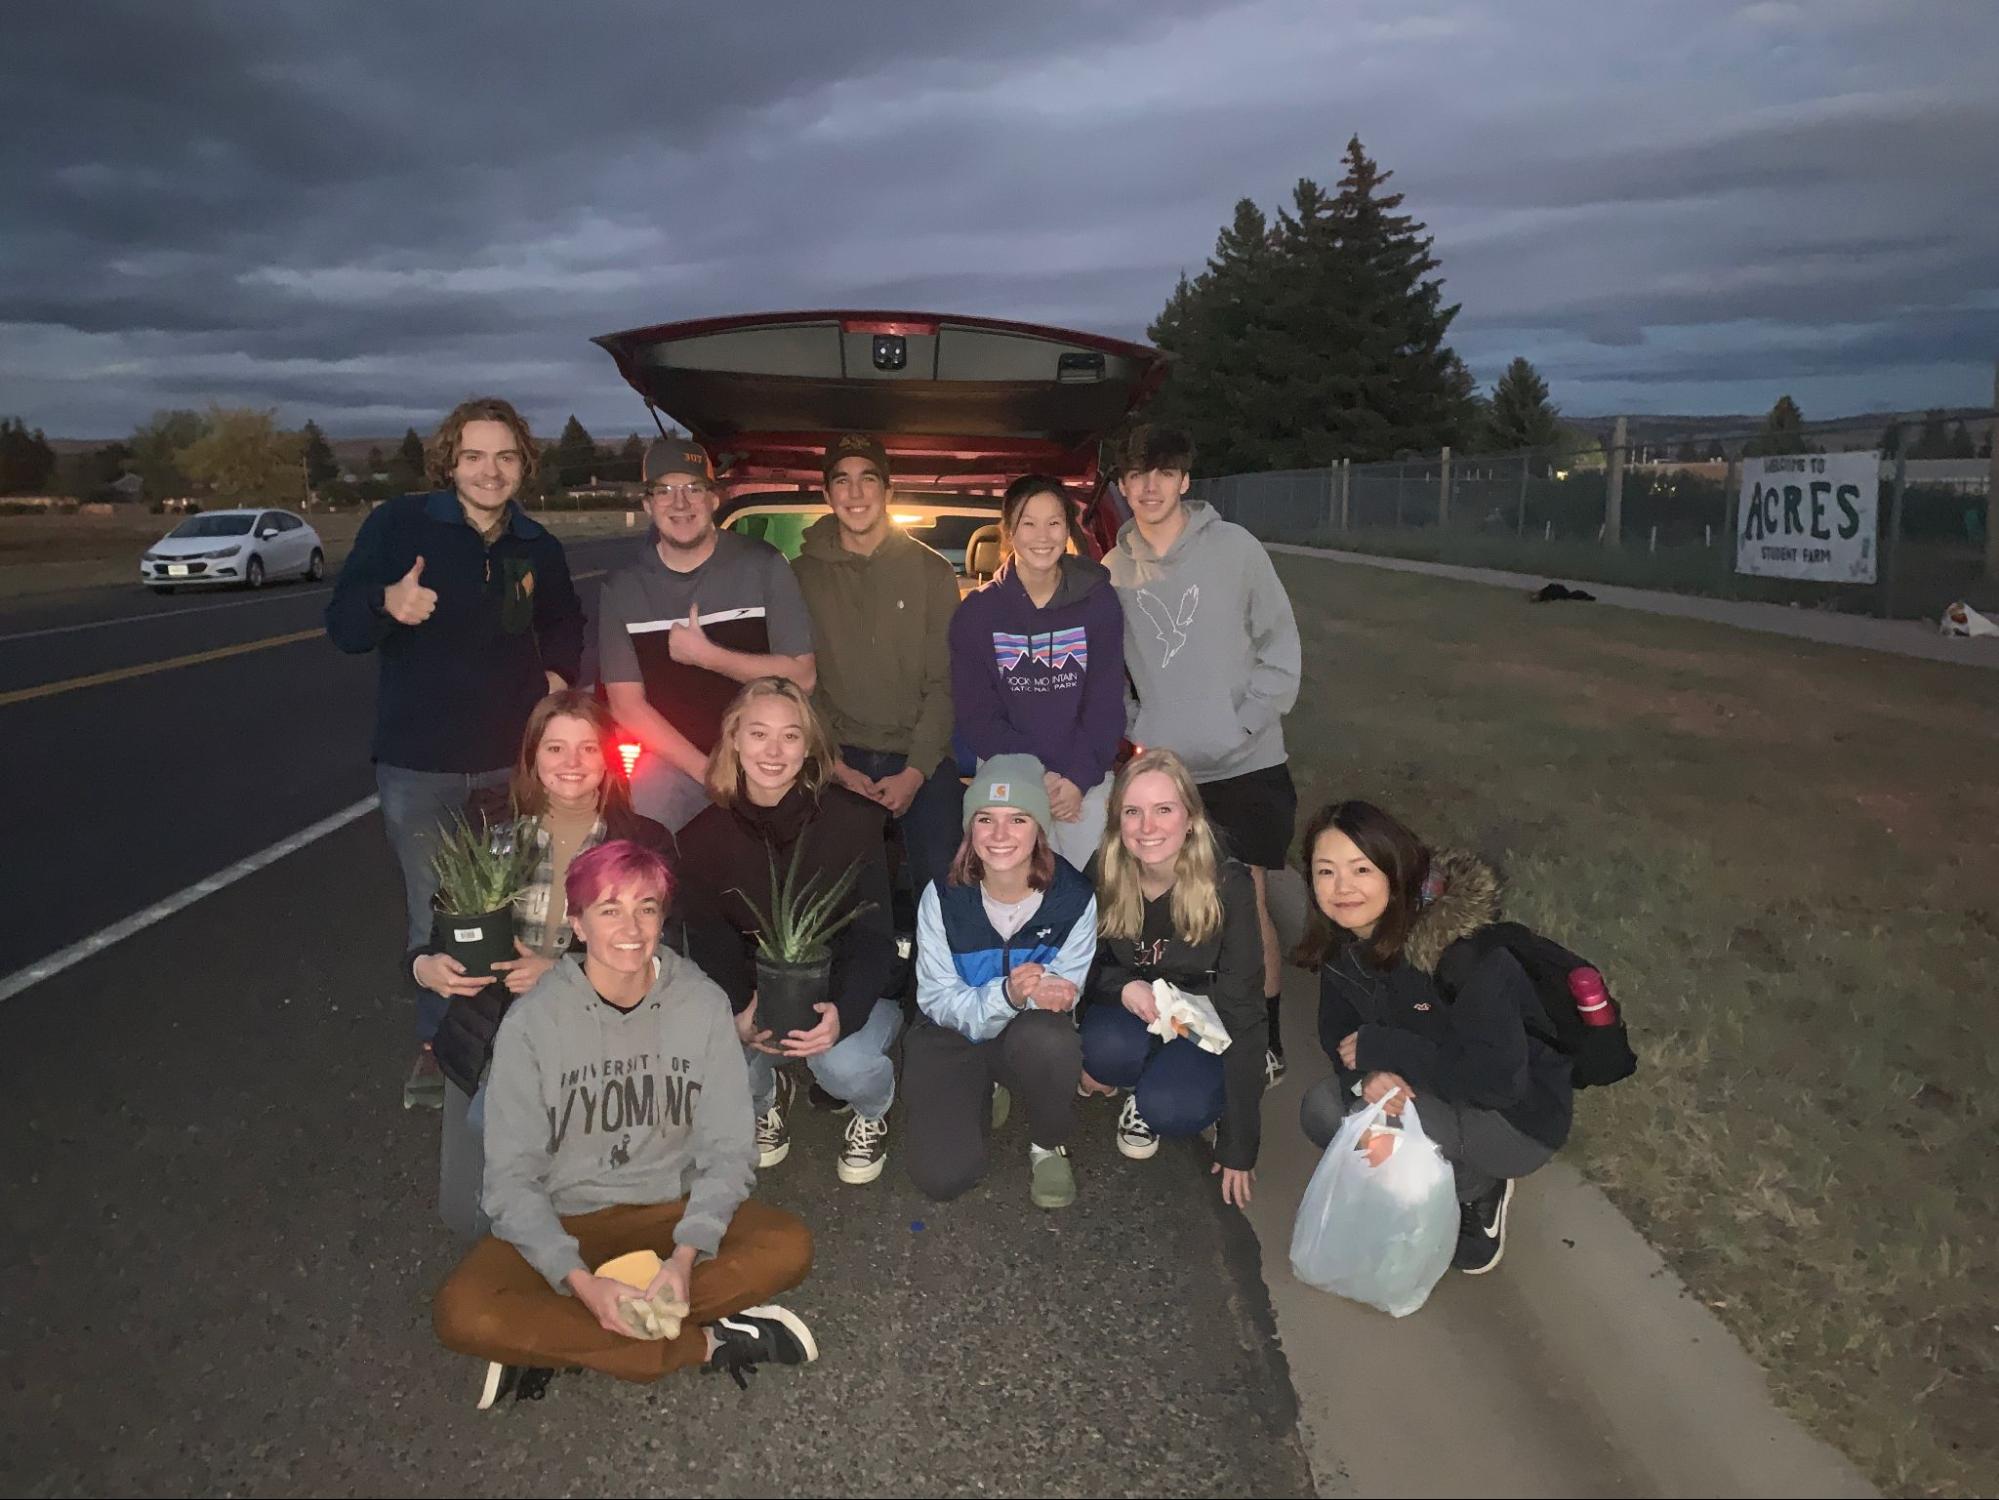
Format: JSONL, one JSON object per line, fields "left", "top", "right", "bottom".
{"left": 1122, "top": 464, "right": 1189, "bottom": 532}
{"left": 825, "top": 454, "right": 889, "bottom": 543}
{"left": 534, "top": 712, "right": 606, "bottom": 810}
{"left": 1006, "top": 488, "right": 1070, "bottom": 576}
{"left": 970, "top": 806, "right": 1039, "bottom": 878}
{"left": 644, "top": 471, "right": 719, "bottom": 554}
{"left": 569, "top": 877, "right": 665, "bottom": 983}
{"left": 451, "top": 418, "right": 526, "bottom": 519}
{"left": 1311, "top": 826, "right": 1392, "bottom": 940}
{"left": 733, "top": 690, "right": 808, "bottom": 803}
{"left": 1118, "top": 769, "right": 1190, "bottom": 873}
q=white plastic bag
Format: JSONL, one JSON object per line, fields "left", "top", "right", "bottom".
{"left": 1289, "top": 1092, "right": 1457, "bottom": 1317}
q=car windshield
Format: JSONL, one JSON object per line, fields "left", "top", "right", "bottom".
{"left": 168, "top": 515, "right": 255, "bottom": 539}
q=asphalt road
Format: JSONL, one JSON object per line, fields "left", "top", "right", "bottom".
{"left": 0, "top": 548, "right": 1316, "bottom": 1498}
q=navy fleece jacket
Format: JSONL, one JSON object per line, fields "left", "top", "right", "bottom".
{"left": 324, "top": 491, "right": 582, "bottom": 772}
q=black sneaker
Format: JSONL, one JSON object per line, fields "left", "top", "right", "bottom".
{"left": 1454, "top": 1179, "right": 1515, "bottom": 1275}
{"left": 703, "top": 1305, "right": 819, "bottom": 1390}
{"left": 476, "top": 1362, "right": 555, "bottom": 1409}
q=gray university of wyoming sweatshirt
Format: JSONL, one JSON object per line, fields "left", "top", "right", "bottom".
{"left": 481, "top": 949, "right": 755, "bottom": 1290}
{"left": 1105, "top": 501, "right": 1302, "bottom": 782}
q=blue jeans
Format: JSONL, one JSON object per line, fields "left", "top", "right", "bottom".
{"left": 1079, "top": 1002, "right": 1226, "bottom": 1136}
{"left": 748, "top": 997, "right": 903, "bottom": 1121}
{"left": 627, "top": 756, "right": 713, "bottom": 834}
{"left": 376, "top": 761, "right": 511, "bottom": 1041}
{"left": 840, "top": 744, "right": 964, "bottom": 898}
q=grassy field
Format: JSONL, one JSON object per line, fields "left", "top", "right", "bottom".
{"left": 0, "top": 506, "right": 646, "bottom": 597}
{"left": 1276, "top": 554, "right": 1996, "bottom": 1498}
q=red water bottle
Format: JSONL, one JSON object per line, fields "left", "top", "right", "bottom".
{"left": 1568, "top": 967, "right": 1617, "bottom": 1027}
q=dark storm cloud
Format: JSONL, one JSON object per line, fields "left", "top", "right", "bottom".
{"left": 3, "top": 0, "right": 1996, "bottom": 437}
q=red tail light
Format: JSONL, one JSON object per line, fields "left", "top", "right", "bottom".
{"left": 617, "top": 742, "right": 642, "bottom": 780}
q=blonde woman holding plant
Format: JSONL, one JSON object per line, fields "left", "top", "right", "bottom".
{"left": 676, "top": 677, "right": 901, "bottom": 1187}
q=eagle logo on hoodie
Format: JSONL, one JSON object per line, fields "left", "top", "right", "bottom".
{"left": 1134, "top": 585, "right": 1199, "bottom": 668}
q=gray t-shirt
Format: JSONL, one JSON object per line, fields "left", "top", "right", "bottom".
{"left": 597, "top": 529, "right": 814, "bottom": 753}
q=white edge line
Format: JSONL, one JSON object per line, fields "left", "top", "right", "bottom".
{"left": 0, "top": 793, "right": 382, "bottom": 1004}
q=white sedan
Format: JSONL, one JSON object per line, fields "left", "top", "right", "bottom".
{"left": 139, "top": 508, "right": 325, "bottom": 592}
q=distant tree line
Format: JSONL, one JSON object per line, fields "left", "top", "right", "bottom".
{"left": 3, "top": 407, "right": 652, "bottom": 508}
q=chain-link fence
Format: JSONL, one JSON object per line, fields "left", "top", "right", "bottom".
{"left": 1193, "top": 410, "right": 1998, "bottom": 621}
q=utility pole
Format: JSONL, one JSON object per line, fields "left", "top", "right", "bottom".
{"left": 1604, "top": 416, "right": 1627, "bottom": 546}
{"left": 1438, "top": 445, "right": 1452, "bottom": 528}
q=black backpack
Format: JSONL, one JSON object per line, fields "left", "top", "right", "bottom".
{"left": 1434, "top": 921, "right": 1638, "bottom": 1089}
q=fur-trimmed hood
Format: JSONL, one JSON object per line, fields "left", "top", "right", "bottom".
{"left": 1402, "top": 848, "right": 1500, "bottom": 974}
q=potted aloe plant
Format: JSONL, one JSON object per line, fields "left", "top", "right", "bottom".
{"left": 429, "top": 814, "right": 540, "bottom": 980}
{"left": 735, "top": 843, "right": 875, "bottom": 1039}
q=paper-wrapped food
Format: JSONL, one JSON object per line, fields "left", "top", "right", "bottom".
{"left": 1144, "top": 979, "right": 1232, "bottom": 1054}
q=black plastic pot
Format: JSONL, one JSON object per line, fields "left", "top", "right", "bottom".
{"left": 431, "top": 904, "right": 517, "bottom": 980}
{"left": 754, "top": 955, "right": 831, "bottom": 1040}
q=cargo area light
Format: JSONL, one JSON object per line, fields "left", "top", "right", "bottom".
{"left": 617, "top": 742, "right": 642, "bottom": 779}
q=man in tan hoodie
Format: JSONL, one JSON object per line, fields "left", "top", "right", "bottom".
{"left": 791, "top": 435, "right": 963, "bottom": 894}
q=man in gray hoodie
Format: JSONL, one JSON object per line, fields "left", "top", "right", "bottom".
{"left": 433, "top": 839, "right": 818, "bottom": 1405}
{"left": 1105, "top": 425, "right": 1302, "bottom": 1083}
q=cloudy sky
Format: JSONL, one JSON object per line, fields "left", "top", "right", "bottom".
{"left": 5, "top": 0, "right": 1996, "bottom": 440}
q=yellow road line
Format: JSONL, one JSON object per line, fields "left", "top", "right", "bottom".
{"left": 0, "top": 628, "right": 323, "bottom": 708}
{"left": 3, "top": 566, "right": 612, "bottom": 708}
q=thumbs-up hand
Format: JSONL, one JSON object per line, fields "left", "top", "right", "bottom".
{"left": 384, "top": 555, "right": 437, "bottom": 626}
{"left": 666, "top": 600, "right": 713, "bottom": 667}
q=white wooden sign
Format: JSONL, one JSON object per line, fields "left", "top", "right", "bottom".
{"left": 1736, "top": 451, "right": 1878, "bottom": 583}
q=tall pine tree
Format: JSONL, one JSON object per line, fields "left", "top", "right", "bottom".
{"left": 1745, "top": 395, "right": 1814, "bottom": 457}
{"left": 1146, "top": 136, "right": 1470, "bottom": 471}
{"left": 1484, "top": 357, "right": 1563, "bottom": 452}
{"left": 301, "top": 420, "right": 339, "bottom": 489}
{"left": 554, "top": 416, "right": 597, "bottom": 488}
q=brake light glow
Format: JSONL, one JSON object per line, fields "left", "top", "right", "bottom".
{"left": 892, "top": 513, "right": 923, "bottom": 524}
{"left": 617, "top": 742, "right": 642, "bottom": 779}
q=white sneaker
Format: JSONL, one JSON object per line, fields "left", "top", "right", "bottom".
{"left": 837, "top": 1110, "right": 890, "bottom": 1184}
{"left": 1116, "top": 1094, "right": 1159, "bottom": 1160}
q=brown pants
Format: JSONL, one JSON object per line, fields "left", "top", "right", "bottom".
{"left": 433, "top": 1198, "right": 813, "bottom": 1383}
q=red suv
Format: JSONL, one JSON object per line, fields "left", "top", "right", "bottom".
{"left": 592, "top": 310, "right": 1166, "bottom": 575}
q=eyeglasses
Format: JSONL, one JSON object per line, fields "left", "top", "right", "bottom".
{"left": 645, "top": 483, "right": 712, "bottom": 503}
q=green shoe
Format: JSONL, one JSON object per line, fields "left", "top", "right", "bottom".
{"left": 1029, "top": 1146, "right": 1076, "bottom": 1210}
{"left": 404, "top": 1046, "right": 445, "bottom": 1111}
{"left": 991, "top": 1084, "right": 1011, "bottom": 1131}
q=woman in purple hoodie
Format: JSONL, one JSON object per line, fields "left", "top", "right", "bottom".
{"left": 949, "top": 475, "right": 1127, "bottom": 870}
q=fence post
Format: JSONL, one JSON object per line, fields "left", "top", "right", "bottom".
{"left": 1438, "top": 445, "right": 1452, "bottom": 528}
{"left": 1718, "top": 456, "right": 1738, "bottom": 591}
{"left": 1880, "top": 429, "right": 1907, "bottom": 619}
{"left": 1603, "top": 416, "right": 1627, "bottom": 546}
{"left": 1339, "top": 458, "right": 1351, "bottom": 531}
{"left": 1986, "top": 360, "right": 1999, "bottom": 581}
{"left": 1515, "top": 452, "right": 1529, "bottom": 537}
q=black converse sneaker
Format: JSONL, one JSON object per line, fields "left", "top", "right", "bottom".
{"left": 1115, "top": 1093, "right": 1159, "bottom": 1160}
{"left": 756, "top": 1069, "right": 796, "bottom": 1168}
{"left": 837, "top": 1110, "right": 890, "bottom": 1184}
{"left": 1454, "top": 1179, "right": 1516, "bottom": 1275}
{"left": 476, "top": 1362, "right": 555, "bottom": 1409}
{"left": 703, "top": 1306, "right": 819, "bottom": 1390}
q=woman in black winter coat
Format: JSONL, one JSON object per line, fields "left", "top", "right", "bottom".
{"left": 1296, "top": 800, "right": 1572, "bottom": 1276}
{"left": 675, "top": 677, "right": 900, "bottom": 1188}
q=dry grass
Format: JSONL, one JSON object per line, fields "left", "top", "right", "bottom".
{"left": 0, "top": 507, "right": 644, "bottom": 597}
{"left": 1278, "top": 554, "right": 1997, "bottom": 1499}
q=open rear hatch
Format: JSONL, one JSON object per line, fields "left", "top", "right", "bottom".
{"left": 592, "top": 311, "right": 1165, "bottom": 491}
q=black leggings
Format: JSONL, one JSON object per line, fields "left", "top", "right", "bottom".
{"left": 901, "top": 1012, "right": 1081, "bottom": 1201}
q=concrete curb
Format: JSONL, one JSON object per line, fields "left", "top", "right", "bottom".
{"left": 1247, "top": 968, "right": 1877, "bottom": 1498}
{"left": 1267, "top": 542, "right": 1999, "bottom": 672}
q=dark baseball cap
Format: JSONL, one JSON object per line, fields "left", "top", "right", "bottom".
{"left": 643, "top": 438, "right": 713, "bottom": 483}
{"left": 821, "top": 433, "right": 890, "bottom": 486}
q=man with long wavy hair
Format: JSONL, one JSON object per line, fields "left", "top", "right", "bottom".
{"left": 326, "top": 395, "right": 584, "bottom": 1109}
